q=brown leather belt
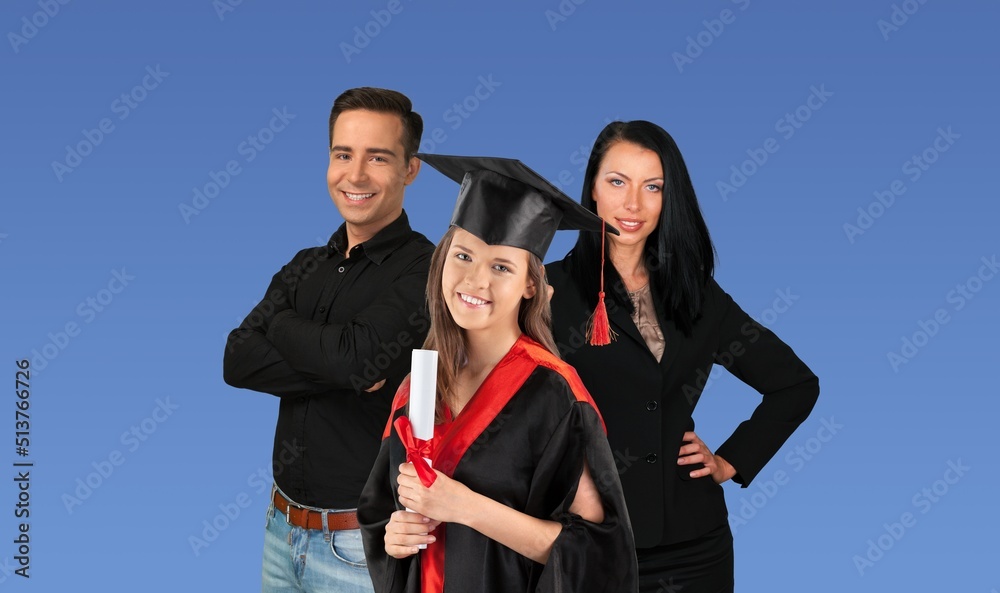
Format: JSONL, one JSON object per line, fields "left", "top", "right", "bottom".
{"left": 272, "top": 490, "right": 359, "bottom": 531}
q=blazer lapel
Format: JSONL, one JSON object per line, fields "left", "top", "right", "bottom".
{"left": 651, "top": 289, "right": 681, "bottom": 375}
{"left": 605, "top": 288, "right": 680, "bottom": 371}
{"left": 607, "top": 300, "right": 647, "bottom": 352}
{"left": 656, "top": 316, "right": 683, "bottom": 375}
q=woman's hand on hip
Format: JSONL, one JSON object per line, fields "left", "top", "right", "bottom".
{"left": 678, "top": 431, "right": 737, "bottom": 484}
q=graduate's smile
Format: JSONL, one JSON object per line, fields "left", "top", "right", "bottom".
{"left": 457, "top": 291, "right": 492, "bottom": 308}
{"left": 442, "top": 228, "right": 535, "bottom": 334}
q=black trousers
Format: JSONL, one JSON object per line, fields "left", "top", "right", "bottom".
{"left": 637, "top": 522, "right": 735, "bottom": 593}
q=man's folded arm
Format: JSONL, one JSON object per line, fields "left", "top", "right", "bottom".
{"left": 223, "top": 260, "right": 330, "bottom": 398}
{"left": 265, "top": 256, "right": 431, "bottom": 391}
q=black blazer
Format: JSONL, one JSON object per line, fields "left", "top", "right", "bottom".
{"left": 546, "top": 255, "right": 819, "bottom": 548}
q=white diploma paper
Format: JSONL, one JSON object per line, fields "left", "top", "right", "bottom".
{"left": 407, "top": 349, "right": 438, "bottom": 547}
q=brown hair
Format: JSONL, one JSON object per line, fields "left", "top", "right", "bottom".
{"left": 423, "top": 227, "right": 558, "bottom": 419}
{"left": 328, "top": 87, "right": 423, "bottom": 159}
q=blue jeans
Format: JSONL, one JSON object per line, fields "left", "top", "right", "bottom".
{"left": 262, "top": 494, "right": 374, "bottom": 593}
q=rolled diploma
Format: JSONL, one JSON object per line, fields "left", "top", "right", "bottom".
{"left": 408, "top": 349, "right": 437, "bottom": 548}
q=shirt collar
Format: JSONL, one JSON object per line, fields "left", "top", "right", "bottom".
{"left": 326, "top": 210, "right": 415, "bottom": 265}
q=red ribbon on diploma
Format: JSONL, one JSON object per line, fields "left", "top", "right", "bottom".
{"left": 393, "top": 416, "right": 436, "bottom": 487}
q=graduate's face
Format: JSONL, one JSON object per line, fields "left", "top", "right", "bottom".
{"left": 327, "top": 109, "right": 419, "bottom": 235}
{"left": 442, "top": 228, "right": 537, "bottom": 335}
{"left": 592, "top": 141, "right": 664, "bottom": 252}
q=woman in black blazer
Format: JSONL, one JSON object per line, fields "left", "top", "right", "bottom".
{"left": 546, "top": 121, "right": 819, "bottom": 592}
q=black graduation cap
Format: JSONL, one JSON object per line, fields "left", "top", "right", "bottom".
{"left": 417, "top": 153, "right": 618, "bottom": 260}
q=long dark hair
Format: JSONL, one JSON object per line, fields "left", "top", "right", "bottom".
{"left": 568, "top": 120, "right": 715, "bottom": 335}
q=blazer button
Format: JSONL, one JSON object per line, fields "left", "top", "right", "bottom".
{"left": 338, "top": 266, "right": 345, "bottom": 273}
{"left": 645, "top": 453, "right": 657, "bottom": 464}
{"left": 645, "top": 400, "right": 658, "bottom": 411}
{"left": 318, "top": 306, "right": 327, "bottom": 314}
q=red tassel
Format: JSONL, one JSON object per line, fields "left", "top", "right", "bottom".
{"left": 587, "top": 291, "right": 613, "bottom": 346}
{"left": 586, "top": 220, "right": 617, "bottom": 346}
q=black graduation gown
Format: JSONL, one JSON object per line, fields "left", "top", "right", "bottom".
{"left": 358, "top": 335, "right": 638, "bottom": 593}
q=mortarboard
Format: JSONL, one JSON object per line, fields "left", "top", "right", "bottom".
{"left": 417, "top": 153, "right": 620, "bottom": 346}
{"left": 416, "top": 153, "right": 618, "bottom": 260}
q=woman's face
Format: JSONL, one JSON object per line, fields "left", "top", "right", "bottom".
{"left": 441, "top": 227, "right": 536, "bottom": 336}
{"left": 592, "top": 141, "right": 664, "bottom": 253}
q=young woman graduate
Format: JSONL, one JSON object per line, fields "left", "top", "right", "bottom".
{"left": 357, "top": 154, "right": 638, "bottom": 593}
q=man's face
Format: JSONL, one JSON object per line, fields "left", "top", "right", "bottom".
{"left": 327, "top": 109, "right": 419, "bottom": 236}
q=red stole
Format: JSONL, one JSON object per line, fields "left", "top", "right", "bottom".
{"left": 382, "top": 335, "right": 605, "bottom": 593}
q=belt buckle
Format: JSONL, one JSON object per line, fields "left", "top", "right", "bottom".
{"left": 281, "top": 493, "right": 297, "bottom": 526}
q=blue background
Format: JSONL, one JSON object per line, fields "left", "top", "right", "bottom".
{"left": 2, "top": 0, "right": 997, "bottom": 590}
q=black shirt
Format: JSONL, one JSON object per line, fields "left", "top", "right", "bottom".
{"left": 223, "top": 211, "right": 434, "bottom": 509}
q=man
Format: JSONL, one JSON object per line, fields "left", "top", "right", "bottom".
{"left": 223, "top": 87, "right": 434, "bottom": 593}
